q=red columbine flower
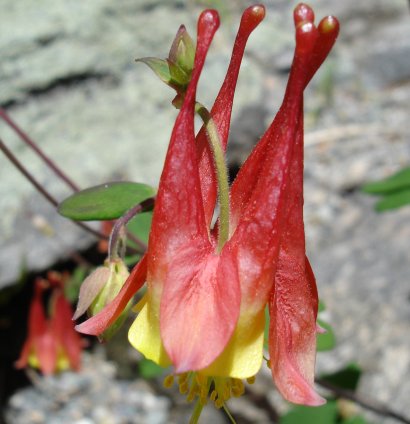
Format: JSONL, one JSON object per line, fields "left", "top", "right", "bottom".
{"left": 16, "top": 273, "right": 83, "bottom": 374}
{"left": 76, "top": 3, "right": 339, "bottom": 409}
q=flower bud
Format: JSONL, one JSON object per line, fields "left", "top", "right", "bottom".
{"left": 79, "top": 259, "right": 131, "bottom": 341}
{"left": 136, "top": 25, "right": 196, "bottom": 104}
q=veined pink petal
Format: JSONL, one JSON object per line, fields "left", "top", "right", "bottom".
{"left": 195, "top": 5, "right": 265, "bottom": 226}
{"left": 268, "top": 253, "right": 324, "bottom": 405}
{"left": 269, "top": 247, "right": 324, "bottom": 405}
{"left": 75, "top": 255, "right": 147, "bottom": 335}
{"left": 160, "top": 240, "right": 240, "bottom": 372}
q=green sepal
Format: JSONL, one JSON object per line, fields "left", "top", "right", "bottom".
{"left": 135, "top": 24, "right": 195, "bottom": 99}
{"left": 135, "top": 57, "right": 172, "bottom": 84}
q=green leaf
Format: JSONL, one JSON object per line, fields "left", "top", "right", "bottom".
{"left": 362, "top": 167, "right": 410, "bottom": 195}
{"left": 127, "top": 211, "right": 153, "bottom": 244}
{"left": 280, "top": 401, "right": 338, "bottom": 424}
{"left": 138, "top": 358, "right": 165, "bottom": 379}
{"left": 320, "top": 363, "right": 362, "bottom": 391}
{"left": 58, "top": 182, "right": 156, "bottom": 221}
{"left": 341, "top": 416, "right": 368, "bottom": 424}
{"left": 123, "top": 254, "right": 143, "bottom": 266}
{"left": 374, "top": 188, "right": 410, "bottom": 211}
{"left": 317, "top": 319, "right": 336, "bottom": 351}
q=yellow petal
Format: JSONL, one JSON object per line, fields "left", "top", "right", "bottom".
{"left": 201, "top": 308, "right": 265, "bottom": 379}
{"left": 128, "top": 296, "right": 171, "bottom": 367}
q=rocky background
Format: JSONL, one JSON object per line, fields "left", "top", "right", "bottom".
{"left": 1, "top": 0, "right": 409, "bottom": 423}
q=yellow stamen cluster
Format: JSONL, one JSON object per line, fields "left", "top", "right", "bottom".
{"left": 163, "top": 371, "right": 256, "bottom": 408}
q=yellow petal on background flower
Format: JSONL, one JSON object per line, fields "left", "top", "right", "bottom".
{"left": 201, "top": 309, "right": 265, "bottom": 379}
{"left": 128, "top": 299, "right": 171, "bottom": 367}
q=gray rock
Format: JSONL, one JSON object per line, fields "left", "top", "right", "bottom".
{"left": 5, "top": 354, "right": 170, "bottom": 424}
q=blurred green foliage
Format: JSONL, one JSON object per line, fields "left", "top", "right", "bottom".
{"left": 362, "top": 166, "right": 410, "bottom": 211}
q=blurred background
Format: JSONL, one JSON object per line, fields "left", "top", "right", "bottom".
{"left": 0, "top": 0, "right": 409, "bottom": 423}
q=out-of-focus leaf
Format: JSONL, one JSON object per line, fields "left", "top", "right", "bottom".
{"left": 127, "top": 211, "right": 153, "bottom": 245}
{"left": 320, "top": 363, "right": 362, "bottom": 391}
{"left": 124, "top": 254, "right": 143, "bottom": 267}
{"left": 280, "top": 401, "right": 338, "bottom": 424}
{"left": 58, "top": 182, "right": 155, "bottom": 221}
{"left": 362, "top": 167, "right": 410, "bottom": 194}
{"left": 138, "top": 358, "right": 165, "bottom": 379}
{"left": 317, "top": 319, "right": 336, "bottom": 351}
{"left": 318, "top": 299, "right": 326, "bottom": 313}
{"left": 374, "top": 189, "right": 410, "bottom": 212}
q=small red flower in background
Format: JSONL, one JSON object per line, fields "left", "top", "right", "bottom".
{"left": 15, "top": 272, "right": 84, "bottom": 375}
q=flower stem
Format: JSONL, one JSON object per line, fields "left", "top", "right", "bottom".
{"left": 195, "top": 102, "right": 230, "bottom": 251}
{"left": 108, "top": 197, "right": 155, "bottom": 260}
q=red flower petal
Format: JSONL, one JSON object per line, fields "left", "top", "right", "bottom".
{"left": 36, "top": 329, "right": 57, "bottom": 375}
{"left": 268, "top": 249, "right": 324, "bottom": 405}
{"left": 160, "top": 240, "right": 240, "bottom": 372}
{"left": 52, "top": 292, "right": 82, "bottom": 371}
{"left": 229, "top": 8, "right": 337, "bottom": 315}
{"left": 195, "top": 5, "right": 265, "bottom": 226}
{"left": 75, "top": 255, "right": 147, "bottom": 335}
{"left": 147, "top": 11, "right": 219, "bottom": 275}
{"left": 230, "top": 7, "right": 339, "bottom": 231}
{"left": 268, "top": 110, "right": 323, "bottom": 405}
